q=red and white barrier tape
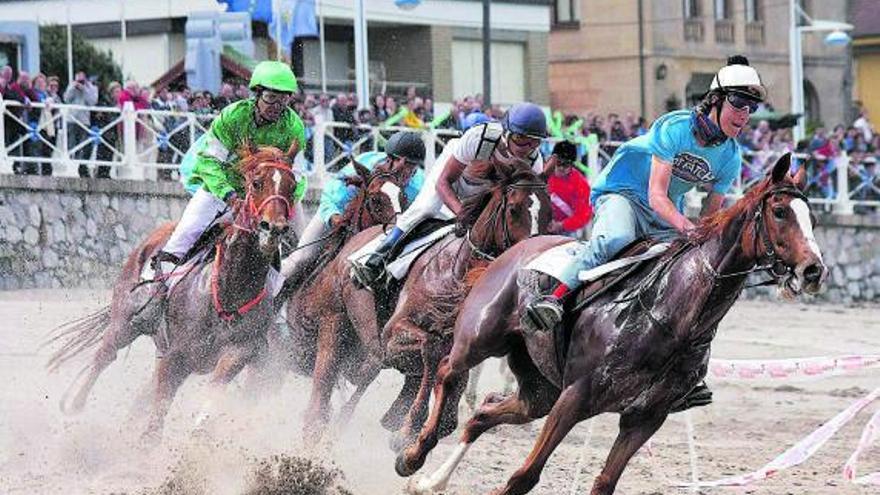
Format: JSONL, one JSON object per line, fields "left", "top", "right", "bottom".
{"left": 709, "top": 354, "right": 880, "bottom": 381}
{"left": 674, "top": 386, "right": 880, "bottom": 488}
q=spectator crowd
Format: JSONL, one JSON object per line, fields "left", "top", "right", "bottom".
{"left": 1, "top": 64, "right": 878, "bottom": 208}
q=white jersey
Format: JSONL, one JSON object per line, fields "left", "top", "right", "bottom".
{"left": 452, "top": 123, "right": 544, "bottom": 175}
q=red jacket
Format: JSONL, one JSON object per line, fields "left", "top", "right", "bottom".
{"left": 547, "top": 169, "right": 593, "bottom": 232}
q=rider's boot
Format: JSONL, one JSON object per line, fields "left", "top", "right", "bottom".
{"left": 523, "top": 282, "right": 570, "bottom": 332}
{"left": 131, "top": 251, "right": 179, "bottom": 329}
{"left": 670, "top": 381, "right": 714, "bottom": 413}
{"left": 351, "top": 226, "right": 404, "bottom": 289}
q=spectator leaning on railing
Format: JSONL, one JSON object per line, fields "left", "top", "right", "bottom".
{"left": 64, "top": 71, "right": 99, "bottom": 166}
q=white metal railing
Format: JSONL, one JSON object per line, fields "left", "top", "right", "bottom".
{"left": 2, "top": 97, "right": 877, "bottom": 214}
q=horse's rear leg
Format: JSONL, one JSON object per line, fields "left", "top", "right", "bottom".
{"left": 337, "top": 356, "right": 381, "bottom": 428}
{"left": 589, "top": 413, "right": 667, "bottom": 495}
{"left": 194, "top": 343, "right": 258, "bottom": 428}
{"left": 392, "top": 337, "right": 450, "bottom": 452}
{"left": 302, "top": 315, "right": 343, "bottom": 444}
{"left": 488, "top": 382, "right": 589, "bottom": 495}
{"left": 60, "top": 318, "right": 140, "bottom": 414}
{"left": 382, "top": 373, "right": 420, "bottom": 432}
{"left": 143, "top": 355, "right": 190, "bottom": 442}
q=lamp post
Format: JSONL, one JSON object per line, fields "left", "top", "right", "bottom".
{"left": 789, "top": 0, "right": 853, "bottom": 143}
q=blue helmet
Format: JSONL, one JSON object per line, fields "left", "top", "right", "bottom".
{"left": 462, "top": 111, "right": 491, "bottom": 130}
{"left": 502, "top": 102, "right": 547, "bottom": 139}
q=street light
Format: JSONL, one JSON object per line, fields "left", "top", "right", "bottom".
{"left": 789, "top": 0, "right": 854, "bottom": 143}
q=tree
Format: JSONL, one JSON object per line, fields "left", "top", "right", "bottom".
{"left": 39, "top": 25, "right": 122, "bottom": 90}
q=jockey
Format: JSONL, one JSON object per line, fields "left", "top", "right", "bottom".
{"left": 279, "top": 131, "right": 426, "bottom": 289}
{"left": 525, "top": 55, "right": 766, "bottom": 332}
{"left": 140, "top": 60, "right": 307, "bottom": 283}
{"left": 350, "top": 102, "right": 547, "bottom": 288}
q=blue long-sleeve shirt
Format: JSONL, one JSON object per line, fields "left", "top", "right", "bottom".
{"left": 317, "top": 151, "right": 424, "bottom": 226}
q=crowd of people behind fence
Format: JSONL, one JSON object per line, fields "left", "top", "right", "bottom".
{"left": 1, "top": 65, "right": 878, "bottom": 208}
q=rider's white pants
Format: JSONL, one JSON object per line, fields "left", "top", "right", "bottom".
{"left": 279, "top": 213, "right": 329, "bottom": 280}
{"left": 394, "top": 144, "right": 481, "bottom": 232}
{"left": 163, "top": 188, "right": 232, "bottom": 258}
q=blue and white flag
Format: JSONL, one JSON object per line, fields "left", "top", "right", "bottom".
{"left": 269, "top": 0, "right": 318, "bottom": 56}
{"left": 218, "top": 0, "right": 273, "bottom": 22}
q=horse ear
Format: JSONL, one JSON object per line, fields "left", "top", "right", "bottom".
{"left": 770, "top": 152, "right": 792, "bottom": 184}
{"left": 285, "top": 140, "right": 300, "bottom": 161}
{"left": 352, "top": 159, "right": 371, "bottom": 182}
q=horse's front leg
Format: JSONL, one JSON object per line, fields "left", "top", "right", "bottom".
{"left": 490, "top": 381, "right": 590, "bottom": 495}
{"left": 590, "top": 412, "right": 667, "bottom": 495}
{"left": 302, "top": 314, "right": 344, "bottom": 444}
{"left": 193, "top": 339, "right": 260, "bottom": 428}
{"left": 143, "top": 355, "right": 190, "bottom": 443}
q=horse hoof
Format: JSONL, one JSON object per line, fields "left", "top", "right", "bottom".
{"left": 395, "top": 451, "right": 420, "bottom": 478}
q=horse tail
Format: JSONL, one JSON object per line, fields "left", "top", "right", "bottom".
{"left": 43, "top": 305, "right": 112, "bottom": 373}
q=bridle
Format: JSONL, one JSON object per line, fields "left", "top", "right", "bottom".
{"left": 698, "top": 185, "right": 811, "bottom": 285}
{"left": 234, "top": 161, "right": 299, "bottom": 232}
{"left": 473, "top": 179, "right": 545, "bottom": 259}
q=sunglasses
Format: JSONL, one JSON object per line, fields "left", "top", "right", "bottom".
{"left": 260, "top": 90, "right": 292, "bottom": 106}
{"left": 726, "top": 93, "right": 760, "bottom": 113}
{"left": 509, "top": 133, "right": 542, "bottom": 148}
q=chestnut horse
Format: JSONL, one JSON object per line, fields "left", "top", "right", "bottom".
{"left": 270, "top": 161, "right": 412, "bottom": 391}
{"left": 299, "top": 167, "right": 551, "bottom": 443}
{"left": 398, "top": 154, "right": 827, "bottom": 495}
{"left": 46, "top": 143, "right": 303, "bottom": 440}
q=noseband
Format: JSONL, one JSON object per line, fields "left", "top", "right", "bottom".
{"left": 477, "top": 179, "right": 546, "bottom": 258}
{"left": 245, "top": 162, "right": 299, "bottom": 224}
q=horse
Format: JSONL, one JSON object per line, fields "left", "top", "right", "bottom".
{"left": 299, "top": 166, "right": 551, "bottom": 444}
{"left": 45, "top": 143, "right": 304, "bottom": 440}
{"left": 396, "top": 153, "right": 827, "bottom": 495}
{"left": 269, "top": 160, "right": 412, "bottom": 391}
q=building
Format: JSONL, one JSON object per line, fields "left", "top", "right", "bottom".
{"left": 0, "top": 0, "right": 551, "bottom": 105}
{"left": 851, "top": 0, "right": 880, "bottom": 123}
{"left": 548, "top": 0, "right": 851, "bottom": 127}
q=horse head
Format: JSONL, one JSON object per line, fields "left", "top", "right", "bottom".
{"left": 692, "top": 152, "right": 826, "bottom": 297}
{"left": 236, "top": 140, "right": 304, "bottom": 257}
{"left": 461, "top": 168, "right": 551, "bottom": 258}
{"left": 340, "top": 159, "right": 410, "bottom": 232}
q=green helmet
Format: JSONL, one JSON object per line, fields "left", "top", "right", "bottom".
{"left": 249, "top": 61, "right": 298, "bottom": 93}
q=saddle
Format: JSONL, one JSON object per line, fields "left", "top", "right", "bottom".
{"left": 387, "top": 218, "right": 456, "bottom": 262}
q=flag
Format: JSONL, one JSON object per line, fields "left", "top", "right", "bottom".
{"left": 269, "top": 0, "right": 318, "bottom": 56}
{"left": 218, "top": 0, "right": 273, "bottom": 22}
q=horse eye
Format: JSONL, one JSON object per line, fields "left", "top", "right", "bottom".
{"left": 773, "top": 206, "right": 788, "bottom": 220}
{"left": 253, "top": 179, "right": 263, "bottom": 190}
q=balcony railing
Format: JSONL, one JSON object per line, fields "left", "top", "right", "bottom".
{"left": 715, "top": 19, "right": 735, "bottom": 43}
{"left": 746, "top": 21, "right": 765, "bottom": 45}
{"left": 684, "top": 19, "right": 704, "bottom": 42}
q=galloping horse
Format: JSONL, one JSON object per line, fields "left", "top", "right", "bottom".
{"left": 277, "top": 161, "right": 411, "bottom": 383}
{"left": 397, "top": 154, "right": 827, "bottom": 495}
{"left": 300, "top": 166, "right": 551, "bottom": 443}
{"left": 46, "top": 143, "right": 303, "bottom": 440}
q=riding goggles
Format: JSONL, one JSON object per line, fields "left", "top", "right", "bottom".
{"left": 508, "top": 133, "right": 542, "bottom": 148}
{"left": 725, "top": 92, "right": 760, "bottom": 113}
{"left": 259, "top": 90, "right": 293, "bottom": 106}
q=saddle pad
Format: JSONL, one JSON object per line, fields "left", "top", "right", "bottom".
{"left": 162, "top": 249, "right": 285, "bottom": 298}
{"left": 347, "top": 225, "right": 456, "bottom": 280}
{"left": 525, "top": 241, "right": 671, "bottom": 287}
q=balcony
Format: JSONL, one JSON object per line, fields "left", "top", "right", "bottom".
{"left": 746, "top": 21, "right": 765, "bottom": 45}
{"left": 715, "top": 19, "right": 735, "bottom": 44}
{"left": 684, "top": 19, "right": 704, "bottom": 42}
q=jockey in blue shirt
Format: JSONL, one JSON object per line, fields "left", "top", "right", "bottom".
{"left": 279, "top": 131, "right": 425, "bottom": 288}
{"left": 525, "top": 55, "right": 767, "bottom": 332}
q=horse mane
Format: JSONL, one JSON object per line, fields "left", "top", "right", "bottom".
{"left": 236, "top": 144, "right": 289, "bottom": 178}
{"left": 688, "top": 177, "right": 771, "bottom": 244}
{"left": 458, "top": 167, "right": 541, "bottom": 230}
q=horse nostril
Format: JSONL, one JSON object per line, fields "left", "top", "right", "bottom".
{"left": 259, "top": 220, "right": 270, "bottom": 232}
{"left": 804, "top": 263, "right": 823, "bottom": 283}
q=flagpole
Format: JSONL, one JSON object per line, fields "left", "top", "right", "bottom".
{"left": 319, "top": 0, "right": 327, "bottom": 93}
{"left": 120, "top": 0, "right": 126, "bottom": 79}
{"left": 353, "top": 0, "right": 368, "bottom": 109}
{"left": 273, "top": 0, "right": 282, "bottom": 61}
{"left": 66, "top": 0, "right": 73, "bottom": 85}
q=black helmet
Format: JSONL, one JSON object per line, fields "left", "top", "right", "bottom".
{"left": 551, "top": 140, "right": 577, "bottom": 163}
{"left": 385, "top": 131, "right": 426, "bottom": 166}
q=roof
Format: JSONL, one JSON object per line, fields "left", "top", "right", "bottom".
{"left": 150, "top": 46, "right": 255, "bottom": 90}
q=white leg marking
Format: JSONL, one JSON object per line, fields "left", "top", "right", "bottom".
{"left": 415, "top": 442, "right": 471, "bottom": 493}
{"left": 790, "top": 198, "right": 823, "bottom": 261}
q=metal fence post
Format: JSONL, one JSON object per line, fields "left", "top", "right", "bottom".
{"left": 423, "top": 129, "right": 436, "bottom": 171}
{"left": 313, "top": 122, "right": 326, "bottom": 189}
{"left": 0, "top": 99, "right": 9, "bottom": 174}
{"left": 117, "top": 101, "right": 143, "bottom": 180}
{"left": 835, "top": 152, "right": 854, "bottom": 215}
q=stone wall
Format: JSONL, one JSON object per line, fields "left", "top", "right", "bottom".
{"left": 0, "top": 176, "right": 317, "bottom": 290}
{"left": 0, "top": 176, "right": 877, "bottom": 304}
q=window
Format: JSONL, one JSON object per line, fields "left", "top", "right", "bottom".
{"left": 714, "top": 0, "right": 731, "bottom": 20}
{"left": 553, "top": 0, "right": 579, "bottom": 26}
{"left": 683, "top": 0, "right": 700, "bottom": 19}
{"left": 745, "top": 0, "right": 762, "bottom": 22}
{"left": 452, "top": 40, "right": 525, "bottom": 105}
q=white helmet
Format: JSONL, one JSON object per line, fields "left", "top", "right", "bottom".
{"left": 710, "top": 55, "right": 766, "bottom": 101}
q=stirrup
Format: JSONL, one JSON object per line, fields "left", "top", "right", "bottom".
{"left": 140, "top": 252, "right": 179, "bottom": 283}
{"left": 522, "top": 296, "right": 564, "bottom": 332}
{"left": 350, "top": 257, "right": 384, "bottom": 290}
{"left": 670, "top": 382, "right": 713, "bottom": 413}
